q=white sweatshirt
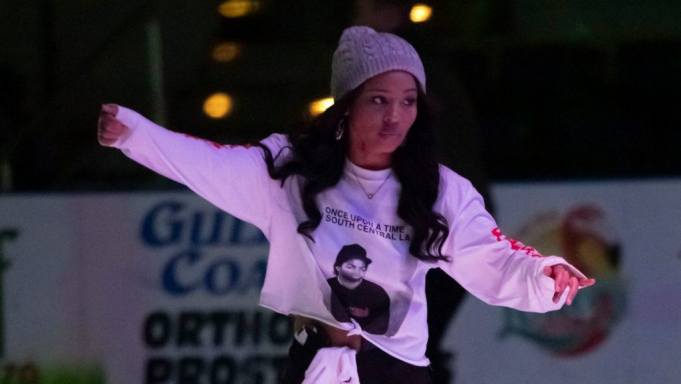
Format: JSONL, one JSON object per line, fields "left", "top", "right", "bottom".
{"left": 109, "top": 106, "right": 585, "bottom": 367}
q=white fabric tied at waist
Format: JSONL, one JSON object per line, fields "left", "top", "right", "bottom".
{"left": 302, "top": 347, "right": 360, "bottom": 384}
{"left": 302, "top": 319, "right": 363, "bottom": 383}
{"left": 346, "top": 318, "right": 363, "bottom": 337}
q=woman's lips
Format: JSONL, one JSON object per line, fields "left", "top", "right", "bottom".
{"left": 378, "top": 131, "right": 400, "bottom": 139}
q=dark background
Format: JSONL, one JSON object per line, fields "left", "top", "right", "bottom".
{"left": 1, "top": 0, "right": 680, "bottom": 192}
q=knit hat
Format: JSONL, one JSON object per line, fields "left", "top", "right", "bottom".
{"left": 331, "top": 26, "right": 426, "bottom": 100}
{"left": 333, "top": 244, "right": 373, "bottom": 269}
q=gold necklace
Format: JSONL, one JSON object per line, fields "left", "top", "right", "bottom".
{"left": 349, "top": 165, "right": 392, "bottom": 199}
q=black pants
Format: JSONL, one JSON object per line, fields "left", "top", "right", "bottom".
{"left": 279, "top": 339, "right": 432, "bottom": 384}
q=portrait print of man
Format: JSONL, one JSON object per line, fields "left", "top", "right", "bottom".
{"left": 327, "top": 244, "right": 391, "bottom": 335}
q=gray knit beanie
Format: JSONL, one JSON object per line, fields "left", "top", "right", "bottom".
{"left": 331, "top": 26, "right": 426, "bottom": 100}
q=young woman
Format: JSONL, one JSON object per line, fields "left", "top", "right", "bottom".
{"left": 98, "top": 26, "right": 594, "bottom": 384}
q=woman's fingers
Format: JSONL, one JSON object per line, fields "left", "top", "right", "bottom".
{"left": 97, "top": 112, "right": 128, "bottom": 146}
{"left": 101, "top": 103, "right": 119, "bottom": 116}
{"left": 545, "top": 264, "right": 596, "bottom": 305}
{"left": 543, "top": 265, "right": 553, "bottom": 277}
{"left": 551, "top": 267, "right": 563, "bottom": 303}
{"left": 557, "top": 266, "right": 568, "bottom": 292}
{"left": 566, "top": 276, "right": 579, "bottom": 305}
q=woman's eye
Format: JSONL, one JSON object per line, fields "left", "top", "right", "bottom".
{"left": 371, "top": 96, "right": 385, "bottom": 104}
{"left": 403, "top": 98, "right": 417, "bottom": 106}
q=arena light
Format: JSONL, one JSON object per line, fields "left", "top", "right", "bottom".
{"left": 203, "top": 93, "right": 234, "bottom": 119}
{"left": 218, "top": 0, "right": 260, "bottom": 18}
{"left": 212, "top": 42, "right": 241, "bottom": 62}
{"left": 410, "top": 4, "right": 433, "bottom": 23}
{"left": 309, "top": 97, "right": 334, "bottom": 116}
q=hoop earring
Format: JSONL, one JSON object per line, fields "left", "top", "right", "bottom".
{"left": 335, "top": 118, "right": 346, "bottom": 141}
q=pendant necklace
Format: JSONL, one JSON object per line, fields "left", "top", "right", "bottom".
{"left": 349, "top": 165, "right": 392, "bottom": 199}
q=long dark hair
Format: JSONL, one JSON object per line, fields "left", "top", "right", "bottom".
{"left": 256, "top": 87, "right": 451, "bottom": 263}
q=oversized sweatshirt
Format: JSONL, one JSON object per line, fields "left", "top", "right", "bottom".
{"left": 109, "top": 106, "right": 585, "bottom": 367}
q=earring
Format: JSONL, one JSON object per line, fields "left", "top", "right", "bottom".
{"left": 335, "top": 118, "right": 346, "bottom": 141}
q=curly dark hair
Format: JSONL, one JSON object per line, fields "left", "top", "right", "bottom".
{"left": 255, "top": 86, "right": 451, "bottom": 263}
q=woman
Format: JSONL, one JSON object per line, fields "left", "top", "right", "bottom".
{"left": 98, "top": 26, "right": 594, "bottom": 384}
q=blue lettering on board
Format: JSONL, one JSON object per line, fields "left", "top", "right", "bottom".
{"left": 140, "top": 200, "right": 269, "bottom": 296}
{"left": 140, "top": 200, "right": 267, "bottom": 247}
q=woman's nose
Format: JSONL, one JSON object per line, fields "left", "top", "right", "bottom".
{"left": 384, "top": 104, "right": 399, "bottom": 124}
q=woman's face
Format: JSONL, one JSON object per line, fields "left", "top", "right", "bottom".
{"left": 347, "top": 71, "right": 418, "bottom": 162}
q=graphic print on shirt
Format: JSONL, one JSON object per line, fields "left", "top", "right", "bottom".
{"left": 318, "top": 203, "right": 419, "bottom": 337}
{"left": 326, "top": 244, "right": 391, "bottom": 335}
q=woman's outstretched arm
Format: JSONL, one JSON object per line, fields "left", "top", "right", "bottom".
{"left": 98, "top": 104, "right": 285, "bottom": 232}
{"left": 437, "top": 167, "right": 594, "bottom": 313}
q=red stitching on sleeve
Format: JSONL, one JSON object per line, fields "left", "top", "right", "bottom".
{"left": 491, "top": 228, "right": 544, "bottom": 257}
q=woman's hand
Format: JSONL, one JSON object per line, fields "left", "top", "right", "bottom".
{"left": 98, "top": 104, "right": 127, "bottom": 146}
{"left": 544, "top": 264, "right": 596, "bottom": 306}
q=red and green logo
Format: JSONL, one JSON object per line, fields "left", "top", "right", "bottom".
{"left": 499, "top": 206, "right": 627, "bottom": 356}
